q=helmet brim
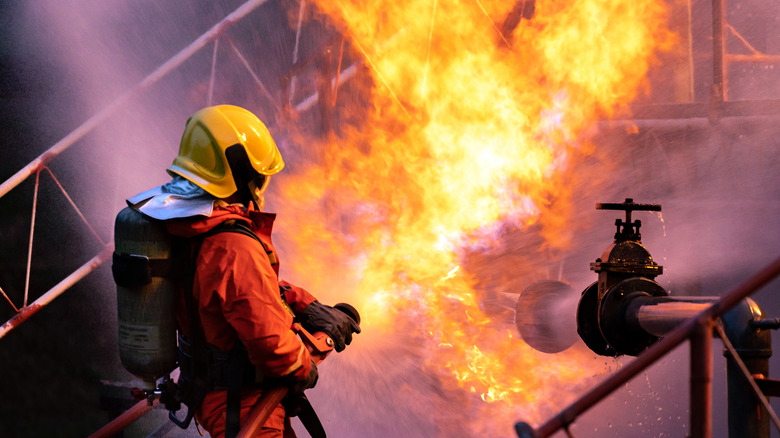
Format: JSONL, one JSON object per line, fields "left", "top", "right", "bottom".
{"left": 166, "top": 165, "right": 236, "bottom": 199}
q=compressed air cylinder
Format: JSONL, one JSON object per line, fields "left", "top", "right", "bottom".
{"left": 113, "top": 206, "right": 178, "bottom": 390}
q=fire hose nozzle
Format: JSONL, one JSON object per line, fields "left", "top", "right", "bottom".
{"left": 334, "top": 302, "right": 361, "bottom": 326}
{"left": 293, "top": 301, "right": 362, "bottom": 362}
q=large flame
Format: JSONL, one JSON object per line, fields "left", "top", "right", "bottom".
{"left": 271, "top": 0, "right": 675, "bottom": 430}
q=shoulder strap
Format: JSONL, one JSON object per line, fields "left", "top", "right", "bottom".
{"left": 206, "top": 220, "right": 261, "bottom": 241}
{"left": 203, "top": 221, "right": 278, "bottom": 267}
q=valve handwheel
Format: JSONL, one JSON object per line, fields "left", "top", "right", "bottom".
{"left": 596, "top": 198, "right": 662, "bottom": 242}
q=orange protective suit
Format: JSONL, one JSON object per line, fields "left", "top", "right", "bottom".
{"left": 166, "top": 204, "right": 317, "bottom": 438}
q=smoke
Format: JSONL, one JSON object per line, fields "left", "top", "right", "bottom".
{"left": 3, "top": 1, "right": 780, "bottom": 438}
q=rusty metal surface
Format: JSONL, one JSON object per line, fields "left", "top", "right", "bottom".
{"left": 690, "top": 320, "right": 713, "bottom": 438}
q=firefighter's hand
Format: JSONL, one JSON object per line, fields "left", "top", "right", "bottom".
{"left": 299, "top": 301, "right": 361, "bottom": 352}
{"left": 282, "top": 393, "right": 309, "bottom": 417}
{"left": 282, "top": 361, "right": 317, "bottom": 417}
{"left": 288, "top": 359, "right": 318, "bottom": 395}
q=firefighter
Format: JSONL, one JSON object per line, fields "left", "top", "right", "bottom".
{"left": 125, "top": 104, "right": 360, "bottom": 438}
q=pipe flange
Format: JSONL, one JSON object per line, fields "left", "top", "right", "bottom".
{"left": 576, "top": 282, "right": 617, "bottom": 357}
{"left": 599, "top": 277, "right": 667, "bottom": 356}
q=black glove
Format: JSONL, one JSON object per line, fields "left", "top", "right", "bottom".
{"left": 298, "top": 301, "right": 361, "bottom": 352}
{"left": 282, "top": 393, "right": 309, "bottom": 417}
{"left": 288, "top": 359, "right": 318, "bottom": 395}
{"left": 282, "top": 360, "right": 318, "bottom": 417}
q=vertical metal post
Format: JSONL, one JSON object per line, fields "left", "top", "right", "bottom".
{"left": 690, "top": 319, "right": 713, "bottom": 438}
{"left": 685, "top": 0, "right": 695, "bottom": 100}
{"left": 711, "top": 0, "right": 726, "bottom": 102}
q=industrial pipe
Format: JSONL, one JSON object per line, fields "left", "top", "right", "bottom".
{"left": 630, "top": 296, "right": 717, "bottom": 337}
{"left": 515, "top": 280, "right": 579, "bottom": 354}
{"left": 516, "top": 198, "right": 780, "bottom": 438}
{"left": 721, "top": 298, "right": 771, "bottom": 438}
{"left": 600, "top": 291, "right": 719, "bottom": 351}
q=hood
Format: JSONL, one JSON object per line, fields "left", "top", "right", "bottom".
{"left": 127, "top": 176, "right": 216, "bottom": 220}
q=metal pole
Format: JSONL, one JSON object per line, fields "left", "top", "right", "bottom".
{"left": 712, "top": 0, "right": 726, "bottom": 103}
{"left": 690, "top": 319, "right": 713, "bottom": 438}
{"left": 316, "top": 49, "right": 335, "bottom": 135}
{"left": 88, "top": 397, "right": 160, "bottom": 438}
{"left": 295, "top": 63, "right": 360, "bottom": 113}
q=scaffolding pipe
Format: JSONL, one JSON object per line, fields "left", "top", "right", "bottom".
{"left": 728, "top": 54, "right": 780, "bottom": 63}
{"left": 88, "top": 397, "right": 160, "bottom": 438}
{"left": 712, "top": 0, "right": 726, "bottom": 102}
{"left": 295, "top": 63, "right": 360, "bottom": 113}
{"left": 0, "top": 0, "right": 269, "bottom": 200}
{"left": 0, "top": 244, "right": 113, "bottom": 340}
{"left": 515, "top": 255, "right": 780, "bottom": 438}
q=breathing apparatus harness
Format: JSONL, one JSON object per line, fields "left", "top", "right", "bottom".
{"left": 163, "top": 219, "right": 280, "bottom": 438}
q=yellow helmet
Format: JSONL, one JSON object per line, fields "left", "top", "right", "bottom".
{"left": 167, "top": 105, "right": 284, "bottom": 199}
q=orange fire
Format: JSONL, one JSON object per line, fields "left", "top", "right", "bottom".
{"left": 272, "top": 0, "right": 675, "bottom": 430}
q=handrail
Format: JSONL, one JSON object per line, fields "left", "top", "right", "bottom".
{"left": 516, "top": 256, "right": 780, "bottom": 437}
{"left": 0, "top": 245, "right": 114, "bottom": 340}
{"left": 88, "top": 396, "right": 160, "bottom": 438}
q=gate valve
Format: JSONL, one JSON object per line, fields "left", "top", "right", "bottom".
{"left": 577, "top": 198, "right": 668, "bottom": 356}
